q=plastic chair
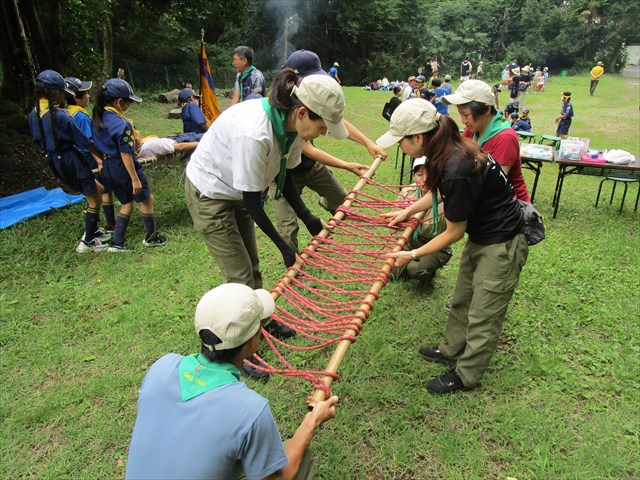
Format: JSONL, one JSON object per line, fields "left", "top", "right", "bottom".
{"left": 595, "top": 175, "right": 640, "bottom": 213}
{"left": 517, "top": 131, "right": 536, "bottom": 143}
{"left": 540, "top": 134, "right": 561, "bottom": 150}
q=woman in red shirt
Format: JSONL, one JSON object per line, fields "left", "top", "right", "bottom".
{"left": 443, "top": 80, "right": 530, "bottom": 202}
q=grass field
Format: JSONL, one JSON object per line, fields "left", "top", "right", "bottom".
{"left": 1, "top": 72, "right": 639, "bottom": 479}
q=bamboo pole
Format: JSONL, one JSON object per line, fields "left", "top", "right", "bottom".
{"left": 267, "top": 155, "right": 427, "bottom": 403}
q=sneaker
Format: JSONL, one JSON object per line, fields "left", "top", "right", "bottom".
{"left": 81, "top": 228, "right": 111, "bottom": 243}
{"left": 108, "top": 243, "right": 133, "bottom": 253}
{"left": 241, "top": 356, "right": 269, "bottom": 380}
{"left": 76, "top": 238, "right": 109, "bottom": 253}
{"left": 426, "top": 368, "right": 472, "bottom": 394}
{"left": 419, "top": 346, "right": 457, "bottom": 367}
{"left": 264, "top": 320, "right": 296, "bottom": 339}
{"left": 142, "top": 232, "right": 168, "bottom": 247}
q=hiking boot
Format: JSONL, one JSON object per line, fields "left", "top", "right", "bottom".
{"left": 427, "top": 368, "right": 472, "bottom": 394}
{"left": 108, "top": 243, "right": 133, "bottom": 253}
{"left": 419, "top": 346, "right": 457, "bottom": 367}
{"left": 264, "top": 320, "right": 296, "bottom": 339}
{"left": 82, "top": 228, "right": 111, "bottom": 243}
{"left": 142, "top": 232, "right": 168, "bottom": 247}
{"left": 241, "top": 356, "right": 269, "bottom": 380}
{"left": 76, "top": 238, "right": 109, "bottom": 253}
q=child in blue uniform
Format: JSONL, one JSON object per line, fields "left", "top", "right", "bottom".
{"left": 555, "top": 91, "right": 573, "bottom": 139}
{"left": 28, "top": 70, "right": 108, "bottom": 253}
{"left": 92, "top": 79, "right": 167, "bottom": 252}
{"left": 65, "top": 76, "right": 116, "bottom": 233}
{"left": 178, "top": 88, "right": 208, "bottom": 135}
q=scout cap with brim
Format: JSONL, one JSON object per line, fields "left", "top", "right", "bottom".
{"left": 292, "top": 74, "right": 349, "bottom": 140}
{"left": 195, "top": 284, "right": 275, "bottom": 351}
{"left": 65, "top": 77, "right": 92, "bottom": 93}
{"left": 178, "top": 88, "right": 198, "bottom": 103}
{"left": 103, "top": 78, "right": 142, "bottom": 102}
{"left": 376, "top": 99, "right": 440, "bottom": 148}
{"left": 37, "top": 70, "right": 74, "bottom": 95}
{"left": 442, "top": 79, "right": 495, "bottom": 107}
{"left": 284, "top": 50, "right": 326, "bottom": 77}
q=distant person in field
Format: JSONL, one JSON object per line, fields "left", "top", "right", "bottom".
{"left": 460, "top": 57, "right": 472, "bottom": 83}
{"left": 329, "top": 62, "right": 341, "bottom": 84}
{"left": 590, "top": 61, "right": 604, "bottom": 96}
{"left": 230, "top": 46, "right": 266, "bottom": 105}
{"left": 404, "top": 75, "right": 417, "bottom": 100}
{"left": 555, "top": 91, "right": 574, "bottom": 139}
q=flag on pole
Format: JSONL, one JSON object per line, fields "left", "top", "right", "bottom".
{"left": 199, "top": 42, "right": 221, "bottom": 124}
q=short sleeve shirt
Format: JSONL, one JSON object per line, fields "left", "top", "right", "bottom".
{"left": 463, "top": 128, "right": 530, "bottom": 203}
{"left": 234, "top": 68, "right": 267, "bottom": 101}
{"left": 28, "top": 104, "right": 91, "bottom": 154}
{"left": 562, "top": 101, "right": 574, "bottom": 118}
{"left": 126, "top": 354, "right": 288, "bottom": 480}
{"left": 92, "top": 110, "right": 136, "bottom": 157}
{"left": 181, "top": 101, "right": 207, "bottom": 134}
{"left": 186, "top": 99, "right": 304, "bottom": 200}
{"left": 439, "top": 154, "right": 523, "bottom": 244}
{"left": 433, "top": 87, "right": 449, "bottom": 115}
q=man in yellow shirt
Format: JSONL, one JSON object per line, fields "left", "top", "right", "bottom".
{"left": 590, "top": 61, "right": 604, "bottom": 96}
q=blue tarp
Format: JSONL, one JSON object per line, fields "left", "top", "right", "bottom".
{"left": 0, "top": 187, "right": 84, "bottom": 229}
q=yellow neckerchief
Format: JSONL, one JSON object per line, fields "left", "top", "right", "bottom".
{"left": 135, "top": 134, "right": 158, "bottom": 155}
{"left": 37, "top": 98, "right": 53, "bottom": 118}
{"left": 67, "top": 105, "right": 89, "bottom": 117}
{"left": 104, "top": 106, "right": 135, "bottom": 128}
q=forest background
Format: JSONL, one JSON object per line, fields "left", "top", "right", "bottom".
{"left": 2, "top": 0, "right": 640, "bottom": 109}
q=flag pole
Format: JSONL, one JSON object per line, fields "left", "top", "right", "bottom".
{"left": 199, "top": 29, "right": 204, "bottom": 101}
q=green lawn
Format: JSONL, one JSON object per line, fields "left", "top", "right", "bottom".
{"left": 1, "top": 73, "right": 638, "bottom": 479}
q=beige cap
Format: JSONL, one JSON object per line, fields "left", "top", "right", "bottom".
{"left": 408, "top": 75, "right": 417, "bottom": 82}
{"left": 195, "top": 284, "right": 275, "bottom": 351}
{"left": 376, "top": 99, "right": 441, "bottom": 148}
{"left": 292, "top": 74, "right": 349, "bottom": 140}
{"left": 442, "top": 79, "right": 495, "bottom": 107}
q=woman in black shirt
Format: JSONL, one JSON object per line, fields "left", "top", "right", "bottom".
{"left": 377, "top": 99, "right": 528, "bottom": 394}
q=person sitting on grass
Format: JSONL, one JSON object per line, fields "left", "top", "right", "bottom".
{"left": 509, "top": 112, "right": 531, "bottom": 132}
{"left": 391, "top": 156, "right": 452, "bottom": 284}
{"left": 126, "top": 283, "right": 339, "bottom": 480}
{"left": 178, "top": 87, "right": 208, "bottom": 135}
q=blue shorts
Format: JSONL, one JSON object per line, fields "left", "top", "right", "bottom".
{"left": 50, "top": 150, "right": 97, "bottom": 197}
{"left": 86, "top": 152, "right": 112, "bottom": 193}
{"left": 102, "top": 155, "right": 150, "bottom": 204}
{"left": 556, "top": 118, "right": 572, "bottom": 136}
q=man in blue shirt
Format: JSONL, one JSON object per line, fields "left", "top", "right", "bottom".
{"left": 431, "top": 77, "right": 449, "bottom": 115}
{"left": 329, "top": 62, "right": 341, "bottom": 84}
{"left": 230, "top": 46, "right": 267, "bottom": 105}
{"left": 126, "top": 283, "right": 339, "bottom": 480}
{"left": 179, "top": 87, "right": 208, "bottom": 134}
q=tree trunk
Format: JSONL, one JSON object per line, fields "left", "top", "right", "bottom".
{"left": 21, "top": 0, "right": 50, "bottom": 70}
{"left": 102, "top": 13, "right": 113, "bottom": 79}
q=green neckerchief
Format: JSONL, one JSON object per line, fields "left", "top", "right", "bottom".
{"left": 412, "top": 187, "right": 421, "bottom": 243}
{"left": 239, "top": 65, "right": 256, "bottom": 101}
{"left": 178, "top": 353, "right": 240, "bottom": 402}
{"left": 261, "top": 97, "right": 298, "bottom": 199}
{"left": 474, "top": 113, "right": 511, "bottom": 147}
{"left": 431, "top": 190, "right": 439, "bottom": 237}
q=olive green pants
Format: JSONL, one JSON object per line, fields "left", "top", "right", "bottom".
{"left": 185, "top": 177, "right": 262, "bottom": 289}
{"left": 272, "top": 162, "right": 347, "bottom": 250}
{"left": 438, "top": 234, "right": 528, "bottom": 387}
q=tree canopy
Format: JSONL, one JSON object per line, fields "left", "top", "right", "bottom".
{"left": 2, "top": 0, "right": 639, "bottom": 108}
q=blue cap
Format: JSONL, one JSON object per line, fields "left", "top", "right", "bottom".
{"left": 36, "top": 70, "right": 74, "bottom": 95}
{"left": 178, "top": 88, "right": 197, "bottom": 103}
{"left": 284, "top": 50, "right": 326, "bottom": 78}
{"left": 65, "top": 77, "right": 92, "bottom": 94}
{"left": 102, "top": 78, "right": 142, "bottom": 102}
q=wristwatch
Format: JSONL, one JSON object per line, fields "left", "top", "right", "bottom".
{"left": 411, "top": 249, "right": 419, "bottom": 261}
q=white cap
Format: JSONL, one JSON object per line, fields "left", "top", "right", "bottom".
{"left": 195, "top": 284, "right": 275, "bottom": 351}
{"left": 442, "top": 79, "right": 495, "bottom": 107}
{"left": 292, "top": 74, "right": 349, "bottom": 140}
{"left": 376, "top": 99, "right": 441, "bottom": 148}
{"left": 334, "top": 62, "right": 339, "bottom": 67}
{"left": 413, "top": 156, "right": 427, "bottom": 170}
